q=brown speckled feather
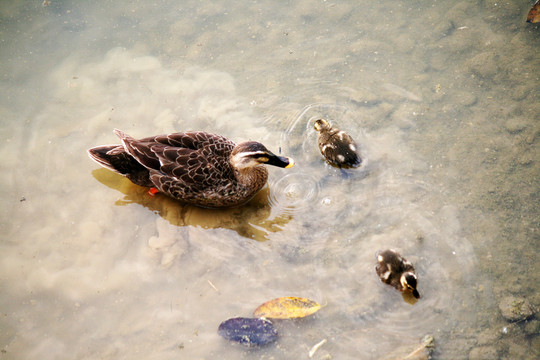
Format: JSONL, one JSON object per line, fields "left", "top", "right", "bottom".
{"left": 88, "top": 129, "right": 293, "bottom": 208}
{"left": 375, "top": 249, "right": 416, "bottom": 291}
{"left": 117, "top": 130, "right": 250, "bottom": 208}
{"left": 314, "top": 120, "right": 361, "bottom": 168}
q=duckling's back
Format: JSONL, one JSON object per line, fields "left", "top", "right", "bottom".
{"left": 316, "top": 126, "right": 362, "bottom": 168}
{"left": 376, "top": 249, "right": 415, "bottom": 289}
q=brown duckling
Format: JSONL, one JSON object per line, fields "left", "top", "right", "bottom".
{"left": 88, "top": 129, "right": 294, "bottom": 208}
{"left": 376, "top": 249, "right": 420, "bottom": 299}
{"left": 313, "top": 119, "right": 361, "bottom": 168}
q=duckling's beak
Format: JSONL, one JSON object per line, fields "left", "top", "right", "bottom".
{"left": 412, "top": 289, "right": 420, "bottom": 299}
{"left": 266, "top": 154, "right": 294, "bottom": 168}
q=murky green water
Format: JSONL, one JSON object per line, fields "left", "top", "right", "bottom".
{"left": 1, "top": 1, "right": 538, "bottom": 359}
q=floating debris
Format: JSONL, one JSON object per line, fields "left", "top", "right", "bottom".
{"left": 380, "top": 335, "right": 435, "bottom": 360}
{"left": 207, "top": 280, "right": 219, "bottom": 292}
{"left": 218, "top": 317, "right": 278, "bottom": 347}
{"left": 253, "top": 297, "right": 321, "bottom": 319}
{"left": 527, "top": 0, "right": 540, "bottom": 23}
{"left": 218, "top": 297, "right": 323, "bottom": 348}
{"left": 308, "top": 338, "right": 327, "bottom": 358}
{"left": 404, "top": 335, "right": 435, "bottom": 359}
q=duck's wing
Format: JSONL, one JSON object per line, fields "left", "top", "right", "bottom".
{"left": 115, "top": 129, "right": 237, "bottom": 191}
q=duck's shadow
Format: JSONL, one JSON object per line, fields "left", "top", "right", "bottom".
{"left": 92, "top": 168, "right": 293, "bottom": 241}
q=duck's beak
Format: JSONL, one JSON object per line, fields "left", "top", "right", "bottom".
{"left": 284, "top": 157, "right": 295, "bottom": 168}
{"left": 266, "top": 154, "right": 294, "bottom": 168}
{"left": 412, "top": 289, "right": 420, "bottom": 299}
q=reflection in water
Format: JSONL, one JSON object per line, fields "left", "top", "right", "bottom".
{"left": 92, "top": 168, "right": 293, "bottom": 242}
{"left": 401, "top": 291, "right": 420, "bottom": 305}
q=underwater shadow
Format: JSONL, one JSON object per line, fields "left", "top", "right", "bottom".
{"left": 91, "top": 168, "right": 293, "bottom": 241}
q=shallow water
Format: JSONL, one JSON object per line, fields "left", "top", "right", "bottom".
{"left": 1, "top": 1, "right": 538, "bottom": 359}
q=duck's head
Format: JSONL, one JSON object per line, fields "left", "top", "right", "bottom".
{"left": 231, "top": 141, "right": 294, "bottom": 170}
{"left": 314, "top": 119, "right": 331, "bottom": 132}
{"left": 400, "top": 272, "right": 420, "bottom": 299}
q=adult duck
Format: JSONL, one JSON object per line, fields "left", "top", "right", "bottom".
{"left": 88, "top": 129, "right": 294, "bottom": 208}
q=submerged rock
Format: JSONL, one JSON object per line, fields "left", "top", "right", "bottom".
{"left": 476, "top": 328, "right": 500, "bottom": 345}
{"left": 504, "top": 117, "right": 528, "bottom": 134}
{"left": 484, "top": 0, "right": 521, "bottom": 23}
{"left": 468, "top": 346, "right": 499, "bottom": 360}
{"left": 524, "top": 319, "right": 540, "bottom": 335}
{"left": 466, "top": 52, "right": 499, "bottom": 79}
{"left": 498, "top": 296, "right": 534, "bottom": 322}
{"left": 455, "top": 92, "right": 477, "bottom": 107}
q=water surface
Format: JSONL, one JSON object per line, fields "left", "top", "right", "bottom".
{"left": 1, "top": 1, "right": 538, "bottom": 359}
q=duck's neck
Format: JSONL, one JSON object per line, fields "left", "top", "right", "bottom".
{"left": 236, "top": 166, "right": 269, "bottom": 190}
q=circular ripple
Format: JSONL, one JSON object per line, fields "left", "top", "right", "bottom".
{"left": 268, "top": 172, "right": 320, "bottom": 216}
{"left": 265, "top": 100, "right": 479, "bottom": 355}
{"left": 280, "top": 103, "right": 360, "bottom": 166}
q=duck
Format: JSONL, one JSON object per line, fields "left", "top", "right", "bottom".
{"left": 313, "top": 119, "right": 361, "bottom": 168}
{"left": 375, "top": 249, "right": 420, "bottom": 299}
{"left": 88, "top": 129, "right": 294, "bottom": 208}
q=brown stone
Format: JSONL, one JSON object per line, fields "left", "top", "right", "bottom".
{"left": 499, "top": 296, "right": 534, "bottom": 322}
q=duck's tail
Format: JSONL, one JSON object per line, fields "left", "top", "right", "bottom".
{"left": 88, "top": 129, "right": 146, "bottom": 175}
{"left": 87, "top": 144, "right": 125, "bottom": 174}
{"left": 87, "top": 141, "right": 153, "bottom": 187}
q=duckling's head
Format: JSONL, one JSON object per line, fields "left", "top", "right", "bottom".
{"left": 231, "top": 141, "right": 294, "bottom": 170}
{"left": 314, "top": 119, "right": 332, "bottom": 132}
{"left": 400, "top": 272, "right": 420, "bottom": 299}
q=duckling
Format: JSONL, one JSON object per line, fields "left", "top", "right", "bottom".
{"left": 313, "top": 119, "right": 361, "bottom": 168}
{"left": 376, "top": 249, "right": 420, "bottom": 299}
{"left": 88, "top": 129, "right": 294, "bottom": 208}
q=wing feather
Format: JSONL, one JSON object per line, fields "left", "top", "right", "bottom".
{"left": 113, "top": 129, "right": 239, "bottom": 204}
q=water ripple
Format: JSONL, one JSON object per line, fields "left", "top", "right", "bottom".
{"left": 268, "top": 172, "right": 320, "bottom": 216}
{"left": 267, "top": 102, "right": 478, "bottom": 346}
{"left": 280, "top": 103, "right": 359, "bottom": 166}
